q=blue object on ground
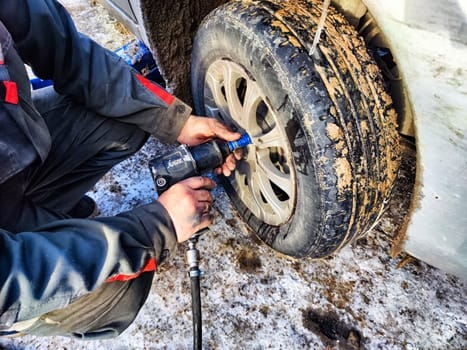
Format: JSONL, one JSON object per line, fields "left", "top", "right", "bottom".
{"left": 30, "top": 40, "right": 164, "bottom": 89}
{"left": 30, "top": 77, "right": 53, "bottom": 90}
{"left": 114, "top": 40, "right": 165, "bottom": 86}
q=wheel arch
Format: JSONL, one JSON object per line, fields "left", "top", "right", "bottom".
{"left": 332, "top": 0, "right": 415, "bottom": 137}
{"left": 132, "top": 0, "right": 413, "bottom": 137}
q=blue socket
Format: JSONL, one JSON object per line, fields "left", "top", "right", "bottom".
{"left": 227, "top": 134, "right": 252, "bottom": 152}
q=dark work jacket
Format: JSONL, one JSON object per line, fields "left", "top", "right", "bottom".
{"left": 0, "top": 0, "right": 191, "bottom": 337}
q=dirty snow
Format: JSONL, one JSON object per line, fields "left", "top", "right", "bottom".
{"left": 1, "top": 1, "right": 466, "bottom": 349}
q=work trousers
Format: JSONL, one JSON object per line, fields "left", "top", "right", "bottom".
{"left": 0, "top": 86, "right": 155, "bottom": 338}
{"left": 0, "top": 86, "right": 148, "bottom": 233}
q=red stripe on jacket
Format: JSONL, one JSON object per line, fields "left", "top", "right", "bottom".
{"left": 2, "top": 81, "right": 18, "bottom": 104}
{"left": 105, "top": 257, "right": 157, "bottom": 283}
{"left": 135, "top": 74, "right": 174, "bottom": 105}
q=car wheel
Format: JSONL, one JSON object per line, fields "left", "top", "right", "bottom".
{"left": 191, "top": 0, "right": 400, "bottom": 258}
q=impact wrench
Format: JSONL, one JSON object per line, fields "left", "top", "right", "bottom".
{"left": 149, "top": 134, "right": 251, "bottom": 349}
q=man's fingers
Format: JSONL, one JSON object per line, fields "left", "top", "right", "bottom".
{"left": 225, "top": 154, "right": 236, "bottom": 171}
{"left": 189, "top": 202, "right": 214, "bottom": 232}
{"left": 197, "top": 191, "right": 214, "bottom": 203}
{"left": 158, "top": 176, "right": 217, "bottom": 242}
{"left": 213, "top": 153, "right": 240, "bottom": 176}
{"left": 196, "top": 212, "right": 214, "bottom": 231}
{"left": 211, "top": 119, "right": 241, "bottom": 141}
{"left": 203, "top": 201, "right": 212, "bottom": 213}
{"left": 181, "top": 176, "right": 217, "bottom": 190}
{"left": 233, "top": 148, "right": 244, "bottom": 160}
{"left": 196, "top": 199, "right": 213, "bottom": 213}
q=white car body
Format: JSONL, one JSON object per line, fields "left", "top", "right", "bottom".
{"left": 363, "top": 0, "right": 467, "bottom": 278}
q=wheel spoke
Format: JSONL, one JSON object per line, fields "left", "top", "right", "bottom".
{"left": 253, "top": 123, "right": 284, "bottom": 149}
{"left": 205, "top": 69, "right": 223, "bottom": 103}
{"left": 222, "top": 64, "right": 243, "bottom": 121}
{"left": 205, "top": 70, "right": 230, "bottom": 119}
{"left": 257, "top": 152, "right": 293, "bottom": 198}
{"left": 239, "top": 82, "right": 262, "bottom": 131}
{"left": 248, "top": 175, "right": 263, "bottom": 207}
{"left": 251, "top": 165, "right": 289, "bottom": 222}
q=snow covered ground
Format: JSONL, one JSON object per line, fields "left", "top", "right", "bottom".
{"left": 1, "top": 1, "right": 466, "bottom": 349}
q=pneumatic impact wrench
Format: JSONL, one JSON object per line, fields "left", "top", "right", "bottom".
{"left": 148, "top": 134, "right": 251, "bottom": 349}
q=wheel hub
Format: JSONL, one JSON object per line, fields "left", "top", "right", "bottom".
{"left": 204, "top": 59, "right": 296, "bottom": 225}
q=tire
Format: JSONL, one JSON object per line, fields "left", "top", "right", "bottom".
{"left": 191, "top": 0, "right": 400, "bottom": 258}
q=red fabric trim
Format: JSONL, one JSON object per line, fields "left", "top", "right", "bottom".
{"left": 135, "top": 74, "right": 175, "bottom": 105}
{"left": 0, "top": 60, "right": 4, "bottom": 65}
{"left": 2, "top": 81, "right": 18, "bottom": 104}
{"left": 105, "top": 257, "right": 157, "bottom": 283}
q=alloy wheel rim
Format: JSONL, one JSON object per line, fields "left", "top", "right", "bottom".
{"left": 204, "top": 59, "right": 296, "bottom": 225}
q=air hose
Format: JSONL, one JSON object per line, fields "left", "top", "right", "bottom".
{"left": 149, "top": 135, "right": 252, "bottom": 349}
{"left": 186, "top": 231, "right": 205, "bottom": 350}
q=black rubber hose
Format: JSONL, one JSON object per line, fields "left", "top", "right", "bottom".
{"left": 190, "top": 270, "right": 202, "bottom": 350}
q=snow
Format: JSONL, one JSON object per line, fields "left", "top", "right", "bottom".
{"left": 1, "top": 1, "right": 466, "bottom": 349}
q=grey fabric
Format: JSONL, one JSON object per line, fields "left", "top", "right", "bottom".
{"left": 1, "top": 86, "right": 148, "bottom": 232}
{"left": 0, "top": 0, "right": 188, "bottom": 337}
{"left": 0, "top": 0, "right": 191, "bottom": 185}
{"left": 24, "top": 271, "right": 154, "bottom": 339}
{"left": 0, "top": 20, "right": 50, "bottom": 183}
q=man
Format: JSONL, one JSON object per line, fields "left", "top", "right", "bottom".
{"left": 0, "top": 0, "right": 240, "bottom": 338}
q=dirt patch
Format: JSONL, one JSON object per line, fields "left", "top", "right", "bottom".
{"left": 302, "top": 308, "right": 362, "bottom": 349}
{"left": 236, "top": 250, "right": 262, "bottom": 273}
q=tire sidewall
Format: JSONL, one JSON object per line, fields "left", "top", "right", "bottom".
{"left": 191, "top": 11, "right": 331, "bottom": 257}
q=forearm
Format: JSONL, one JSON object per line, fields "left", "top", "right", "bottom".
{"left": 0, "top": 202, "right": 177, "bottom": 327}
{"left": 0, "top": 0, "right": 191, "bottom": 143}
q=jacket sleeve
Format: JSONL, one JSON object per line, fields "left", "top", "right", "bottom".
{"left": 0, "top": 0, "right": 191, "bottom": 144}
{"left": 0, "top": 202, "right": 177, "bottom": 329}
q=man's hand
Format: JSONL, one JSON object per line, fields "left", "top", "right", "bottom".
{"left": 157, "top": 176, "right": 217, "bottom": 242}
{"left": 177, "top": 115, "right": 243, "bottom": 176}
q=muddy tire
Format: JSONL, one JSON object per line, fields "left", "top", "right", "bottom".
{"left": 191, "top": 0, "right": 400, "bottom": 258}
